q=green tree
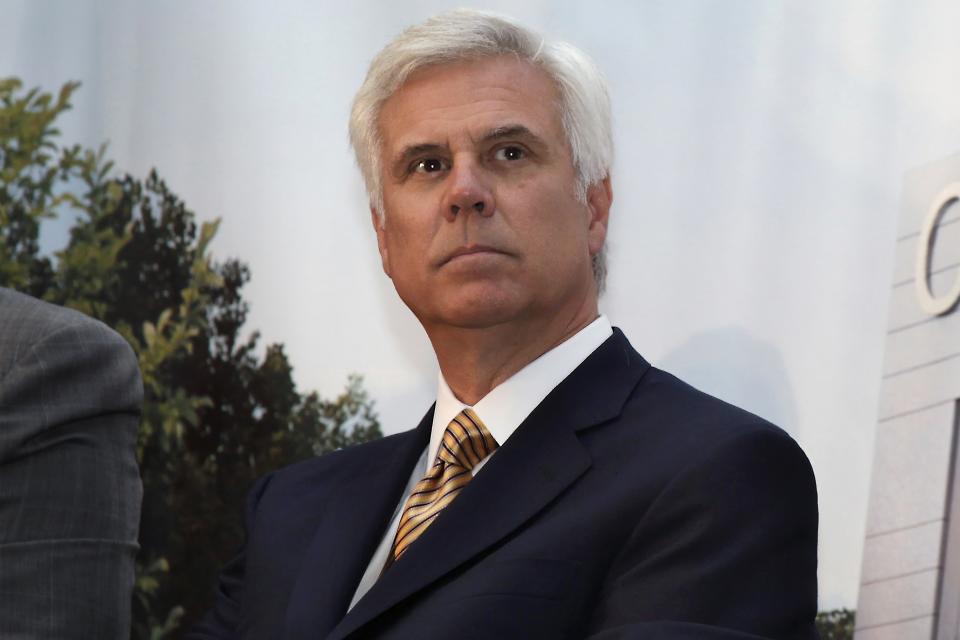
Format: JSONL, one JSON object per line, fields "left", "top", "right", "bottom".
{"left": 0, "top": 78, "right": 382, "bottom": 637}
{"left": 0, "top": 78, "right": 77, "bottom": 295}
{"left": 816, "top": 608, "right": 855, "bottom": 640}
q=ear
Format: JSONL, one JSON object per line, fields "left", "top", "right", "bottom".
{"left": 585, "top": 176, "right": 612, "bottom": 256}
{"left": 370, "top": 207, "right": 392, "bottom": 278}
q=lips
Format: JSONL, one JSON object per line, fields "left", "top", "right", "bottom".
{"left": 439, "top": 244, "right": 508, "bottom": 266}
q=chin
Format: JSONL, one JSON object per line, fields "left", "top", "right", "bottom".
{"left": 441, "top": 305, "right": 519, "bottom": 329}
{"left": 443, "top": 313, "right": 515, "bottom": 330}
{"left": 433, "top": 292, "right": 526, "bottom": 330}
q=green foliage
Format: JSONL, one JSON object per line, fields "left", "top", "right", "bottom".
{"left": 816, "top": 608, "right": 855, "bottom": 640}
{"left": 0, "top": 79, "right": 382, "bottom": 637}
{"left": 133, "top": 558, "right": 184, "bottom": 640}
{"left": 0, "top": 78, "right": 79, "bottom": 295}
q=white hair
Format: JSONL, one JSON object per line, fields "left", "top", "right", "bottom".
{"left": 349, "top": 9, "right": 612, "bottom": 292}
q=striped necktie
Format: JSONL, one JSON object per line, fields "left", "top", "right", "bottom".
{"left": 390, "top": 408, "right": 498, "bottom": 562}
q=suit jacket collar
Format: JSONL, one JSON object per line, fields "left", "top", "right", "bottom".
{"left": 283, "top": 409, "right": 432, "bottom": 640}
{"left": 325, "top": 328, "right": 650, "bottom": 640}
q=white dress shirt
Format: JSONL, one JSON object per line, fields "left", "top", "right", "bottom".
{"left": 347, "top": 315, "right": 613, "bottom": 610}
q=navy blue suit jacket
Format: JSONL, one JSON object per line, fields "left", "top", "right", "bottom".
{"left": 189, "top": 329, "right": 819, "bottom": 639}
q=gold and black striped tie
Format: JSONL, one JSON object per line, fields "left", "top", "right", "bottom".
{"left": 390, "top": 408, "right": 498, "bottom": 562}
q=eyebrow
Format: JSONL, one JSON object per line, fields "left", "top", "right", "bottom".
{"left": 479, "top": 124, "right": 543, "bottom": 146}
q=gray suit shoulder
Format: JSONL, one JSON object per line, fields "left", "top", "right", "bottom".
{"left": 0, "top": 286, "right": 133, "bottom": 361}
{"left": 0, "top": 286, "right": 142, "bottom": 415}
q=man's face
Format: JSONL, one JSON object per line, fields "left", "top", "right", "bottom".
{"left": 373, "top": 56, "right": 610, "bottom": 333}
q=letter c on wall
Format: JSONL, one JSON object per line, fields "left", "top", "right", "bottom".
{"left": 916, "top": 182, "right": 960, "bottom": 316}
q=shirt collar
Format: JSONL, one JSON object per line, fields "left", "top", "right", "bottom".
{"left": 429, "top": 315, "right": 613, "bottom": 464}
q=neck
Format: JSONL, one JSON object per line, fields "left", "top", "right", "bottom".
{"left": 427, "top": 299, "right": 599, "bottom": 405}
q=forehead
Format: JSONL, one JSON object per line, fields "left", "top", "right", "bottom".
{"left": 378, "top": 56, "right": 565, "bottom": 152}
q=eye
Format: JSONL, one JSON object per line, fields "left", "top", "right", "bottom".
{"left": 494, "top": 146, "right": 525, "bottom": 161}
{"left": 412, "top": 158, "right": 447, "bottom": 174}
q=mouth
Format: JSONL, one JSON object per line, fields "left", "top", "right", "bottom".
{"left": 439, "top": 244, "right": 509, "bottom": 267}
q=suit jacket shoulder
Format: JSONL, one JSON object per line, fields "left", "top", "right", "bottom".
{"left": 247, "top": 425, "right": 428, "bottom": 543}
{"left": 622, "top": 363, "right": 806, "bottom": 466}
{"left": 0, "top": 287, "right": 142, "bottom": 414}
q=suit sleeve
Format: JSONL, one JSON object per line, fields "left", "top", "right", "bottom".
{"left": 186, "top": 473, "right": 273, "bottom": 639}
{"left": 585, "top": 428, "right": 820, "bottom": 640}
{"left": 0, "top": 313, "right": 143, "bottom": 638}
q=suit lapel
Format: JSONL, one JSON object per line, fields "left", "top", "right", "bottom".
{"left": 283, "top": 409, "right": 432, "bottom": 640}
{"left": 327, "top": 329, "right": 650, "bottom": 640}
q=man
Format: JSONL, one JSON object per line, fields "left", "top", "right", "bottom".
{"left": 0, "top": 287, "right": 143, "bottom": 637}
{"left": 191, "top": 10, "right": 819, "bottom": 639}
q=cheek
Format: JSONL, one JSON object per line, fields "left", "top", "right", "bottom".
{"left": 380, "top": 210, "right": 439, "bottom": 276}
{"left": 534, "top": 188, "right": 591, "bottom": 247}
{"left": 382, "top": 196, "right": 424, "bottom": 245}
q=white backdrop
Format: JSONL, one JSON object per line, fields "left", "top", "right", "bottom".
{"left": 5, "top": 0, "right": 960, "bottom": 610}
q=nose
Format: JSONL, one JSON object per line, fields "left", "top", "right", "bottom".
{"left": 452, "top": 201, "right": 485, "bottom": 215}
{"left": 442, "top": 160, "right": 494, "bottom": 222}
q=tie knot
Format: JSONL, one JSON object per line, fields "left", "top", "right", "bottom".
{"left": 436, "top": 408, "right": 498, "bottom": 471}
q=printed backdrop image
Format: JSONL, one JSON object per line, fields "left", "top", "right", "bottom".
{"left": 4, "top": 0, "right": 960, "bottom": 633}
